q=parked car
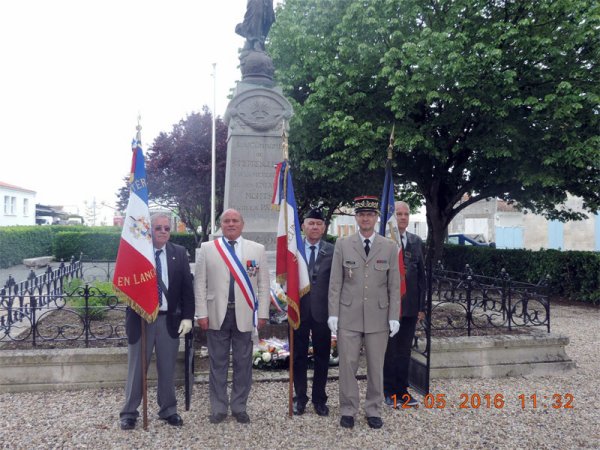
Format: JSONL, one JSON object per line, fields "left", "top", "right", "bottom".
{"left": 447, "top": 233, "right": 496, "bottom": 247}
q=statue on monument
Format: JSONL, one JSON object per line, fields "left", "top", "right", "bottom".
{"left": 235, "top": 0, "right": 275, "bottom": 51}
{"left": 235, "top": 0, "right": 276, "bottom": 83}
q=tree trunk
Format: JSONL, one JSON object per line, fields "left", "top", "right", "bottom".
{"left": 424, "top": 199, "right": 451, "bottom": 267}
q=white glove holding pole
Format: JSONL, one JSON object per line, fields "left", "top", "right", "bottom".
{"left": 178, "top": 319, "right": 193, "bottom": 336}
{"left": 327, "top": 316, "right": 338, "bottom": 334}
{"left": 389, "top": 320, "right": 400, "bottom": 337}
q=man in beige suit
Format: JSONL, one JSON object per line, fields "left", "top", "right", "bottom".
{"left": 328, "top": 196, "right": 400, "bottom": 430}
{"left": 195, "top": 209, "right": 270, "bottom": 424}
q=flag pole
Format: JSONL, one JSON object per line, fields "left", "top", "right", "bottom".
{"left": 210, "top": 63, "right": 217, "bottom": 235}
{"left": 388, "top": 123, "right": 395, "bottom": 161}
{"left": 281, "top": 121, "right": 295, "bottom": 418}
{"left": 136, "top": 117, "right": 149, "bottom": 431}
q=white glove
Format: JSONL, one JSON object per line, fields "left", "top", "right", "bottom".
{"left": 178, "top": 319, "right": 193, "bottom": 336}
{"left": 327, "top": 316, "right": 338, "bottom": 334}
{"left": 389, "top": 320, "right": 400, "bottom": 337}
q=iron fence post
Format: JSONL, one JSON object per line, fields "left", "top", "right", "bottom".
{"left": 84, "top": 283, "right": 91, "bottom": 348}
{"left": 464, "top": 265, "right": 473, "bottom": 337}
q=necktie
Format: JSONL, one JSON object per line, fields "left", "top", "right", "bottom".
{"left": 399, "top": 236, "right": 407, "bottom": 298}
{"left": 364, "top": 238, "right": 370, "bottom": 256}
{"left": 228, "top": 241, "right": 236, "bottom": 304}
{"left": 155, "top": 249, "right": 163, "bottom": 306}
{"left": 309, "top": 245, "right": 316, "bottom": 272}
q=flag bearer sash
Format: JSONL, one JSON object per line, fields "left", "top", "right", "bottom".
{"left": 214, "top": 237, "right": 258, "bottom": 326}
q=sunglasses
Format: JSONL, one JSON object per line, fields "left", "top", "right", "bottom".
{"left": 154, "top": 226, "right": 171, "bottom": 232}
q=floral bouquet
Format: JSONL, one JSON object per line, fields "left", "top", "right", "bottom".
{"left": 252, "top": 337, "right": 290, "bottom": 370}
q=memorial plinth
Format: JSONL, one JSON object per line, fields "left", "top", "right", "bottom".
{"left": 222, "top": 82, "right": 293, "bottom": 250}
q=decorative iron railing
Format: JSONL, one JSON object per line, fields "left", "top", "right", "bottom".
{"left": 0, "top": 257, "right": 126, "bottom": 348}
{"left": 1, "top": 258, "right": 550, "bottom": 349}
{"left": 430, "top": 263, "right": 550, "bottom": 336}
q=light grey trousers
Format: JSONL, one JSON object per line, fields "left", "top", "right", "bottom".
{"left": 337, "top": 327, "right": 389, "bottom": 418}
{"left": 207, "top": 308, "right": 253, "bottom": 415}
{"left": 120, "top": 315, "right": 179, "bottom": 420}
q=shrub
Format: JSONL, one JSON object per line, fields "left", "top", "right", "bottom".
{"left": 170, "top": 233, "right": 197, "bottom": 261}
{"left": 0, "top": 226, "right": 54, "bottom": 268}
{"left": 53, "top": 232, "right": 121, "bottom": 261}
{"left": 441, "top": 245, "right": 600, "bottom": 305}
{"left": 64, "top": 279, "right": 118, "bottom": 320}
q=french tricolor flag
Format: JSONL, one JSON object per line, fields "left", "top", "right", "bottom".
{"left": 112, "top": 140, "right": 159, "bottom": 322}
{"left": 272, "top": 161, "right": 310, "bottom": 330}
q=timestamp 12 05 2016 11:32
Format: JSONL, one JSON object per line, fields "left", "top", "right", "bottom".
{"left": 390, "top": 393, "right": 574, "bottom": 410}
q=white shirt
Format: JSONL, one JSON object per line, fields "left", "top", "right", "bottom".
{"left": 358, "top": 231, "right": 376, "bottom": 246}
{"left": 154, "top": 245, "right": 169, "bottom": 311}
{"left": 226, "top": 236, "right": 243, "bottom": 260}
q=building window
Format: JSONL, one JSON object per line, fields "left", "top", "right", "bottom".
{"left": 4, "top": 196, "right": 16, "bottom": 215}
{"left": 23, "top": 198, "right": 29, "bottom": 216}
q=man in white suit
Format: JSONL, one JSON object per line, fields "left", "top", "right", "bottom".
{"left": 194, "top": 209, "right": 269, "bottom": 424}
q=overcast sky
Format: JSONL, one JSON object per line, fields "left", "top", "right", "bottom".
{"left": 0, "top": 0, "right": 261, "bottom": 216}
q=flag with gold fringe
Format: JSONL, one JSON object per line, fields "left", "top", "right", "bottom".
{"left": 112, "top": 139, "right": 159, "bottom": 322}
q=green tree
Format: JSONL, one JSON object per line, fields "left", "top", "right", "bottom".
{"left": 117, "top": 107, "right": 228, "bottom": 243}
{"left": 269, "top": 0, "right": 600, "bottom": 261}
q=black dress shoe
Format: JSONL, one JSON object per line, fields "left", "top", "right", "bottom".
{"left": 367, "top": 416, "right": 383, "bottom": 429}
{"left": 293, "top": 401, "right": 306, "bottom": 416}
{"left": 313, "top": 403, "right": 329, "bottom": 416}
{"left": 233, "top": 411, "right": 250, "bottom": 424}
{"left": 209, "top": 412, "right": 227, "bottom": 424}
{"left": 340, "top": 415, "right": 354, "bottom": 429}
{"left": 120, "top": 418, "right": 136, "bottom": 430}
{"left": 162, "top": 413, "right": 183, "bottom": 427}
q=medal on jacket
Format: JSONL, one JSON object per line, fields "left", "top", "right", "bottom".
{"left": 345, "top": 260, "right": 356, "bottom": 279}
{"left": 246, "top": 259, "right": 258, "bottom": 277}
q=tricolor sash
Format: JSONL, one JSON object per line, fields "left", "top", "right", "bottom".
{"left": 214, "top": 237, "right": 258, "bottom": 326}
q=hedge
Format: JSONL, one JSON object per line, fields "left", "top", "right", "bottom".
{"left": 441, "top": 245, "right": 600, "bottom": 305}
{"left": 53, "top": 232, "right": 122, "bottom": 261}
{"left": 0, "top": 227, "right": 55, "bottom": 268}
{"left": 53, "top": 231, "right": 198, "bottom": 262}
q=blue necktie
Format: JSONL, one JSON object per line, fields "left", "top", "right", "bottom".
{"left": 228, "top": 241, "right": 237, "bottom": 304}
{"left": 364, "top": 238, "right": 371, "bottom": 256}
{"left": 309, "top": 245, "right": 316, "bottom": 275}
{"left": 155, "top": 249, "right": 163, "bottom": 306}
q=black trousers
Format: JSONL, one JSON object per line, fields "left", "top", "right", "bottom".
{"left": 383, "top": 316, "right": 418, "bottom": 397}
{"left": 292, "top": 315, "right": 331, "bottom": 405}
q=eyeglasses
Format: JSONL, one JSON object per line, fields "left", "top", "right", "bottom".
{"left": 154, "top": 226, "right": 171, "bottom": 232}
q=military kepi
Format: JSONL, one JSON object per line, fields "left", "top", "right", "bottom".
{"left": 353, "top": 196, "right": 379, "bottom": 212}
{"left": 304, "top": 208, "right": 325, "bottom": 221}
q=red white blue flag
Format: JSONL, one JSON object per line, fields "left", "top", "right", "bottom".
{"left": 379, "top": 158, "right": 407, "bottom": 300}
{"left": 272, "top": 161, "right": 310, "bottom": 330}
{"left": 112, "top": 139, "right": 159, "bottom": 322}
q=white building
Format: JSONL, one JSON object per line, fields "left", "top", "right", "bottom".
{"left": 328, "top": 204, "right": 428, "bottom": 240}
{"left": 449, "top": 195, "right": 600, "bottom": 251}
{"left": 0, "top": 181, "right": 36, "bottom": 226}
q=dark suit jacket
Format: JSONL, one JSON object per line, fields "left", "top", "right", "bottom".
{"left": 401, "top": 232, "right": 426, "bottom": 317}
{"left": 126, "top": 241, "right": 195, "bottom": 344}
{"left": 300, "top": 240, "right": 334, "bottom": 323}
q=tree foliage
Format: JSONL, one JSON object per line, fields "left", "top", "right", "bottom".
{"left": 117, "top": 107, "right": 228, "bottom": 243}
{"left": 269, "top": 0, "right": 600, "bottom": 260}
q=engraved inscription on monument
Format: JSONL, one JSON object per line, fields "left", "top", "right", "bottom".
{"left": 222, "top": 83, "right": 293, "bottom": 250}
{"left": 225, "top": 135, "right": 281, "bottom": 227}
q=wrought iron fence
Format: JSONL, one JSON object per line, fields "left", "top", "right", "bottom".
{"left": 1, "top": 257, "right": 551, "bottom": 348}
{"left": 430, "top": 263, "right": 550, "bottom": 336}
{"left": 0, "top": 257, "right": 126, "bottom": 347}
